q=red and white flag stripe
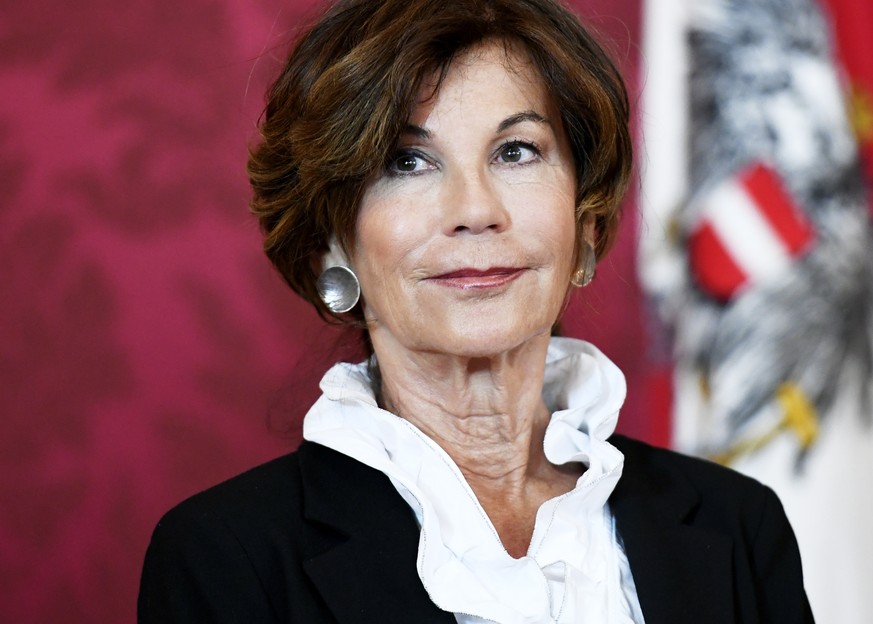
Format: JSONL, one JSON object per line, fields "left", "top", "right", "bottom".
{"left": 688, "top": 163, "right": 816, "bottom": 301}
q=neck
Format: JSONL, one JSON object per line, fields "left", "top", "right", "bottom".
{"left": 370, "top": 331, "right": 584, "bottom": 557}
{"left": 376, "top": 334, "right": 548, "bottom": 471}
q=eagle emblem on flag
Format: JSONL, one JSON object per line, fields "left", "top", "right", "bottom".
{"left": 645, "top": 0, "right": 873, "bottom": 463}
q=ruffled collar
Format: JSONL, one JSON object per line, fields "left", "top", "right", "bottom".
{"left": 303, "top": 337, "right": 634, "bottom": 623}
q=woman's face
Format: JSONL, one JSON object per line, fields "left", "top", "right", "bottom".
{"left": 352, "top": 42, "right": 579, "bottom": 359}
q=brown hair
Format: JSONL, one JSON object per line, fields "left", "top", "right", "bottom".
{"left": 248, "top": 0, "right": 632, "bottom": 321}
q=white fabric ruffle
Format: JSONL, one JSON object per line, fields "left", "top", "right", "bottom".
{"left": 303, "top": 337, "right": 644, "bottom": 623}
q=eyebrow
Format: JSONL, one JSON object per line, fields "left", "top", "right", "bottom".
{"left": 401, "top": 110, "right": 550, "bottom": 141}
{"left": 402, "top": 123, "right": 431, "bottom": 139}
{"left": 497, "top": 110, "right": 549, "bottom": 132}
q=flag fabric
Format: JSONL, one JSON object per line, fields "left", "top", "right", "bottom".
{"left": 688, "top": 162, "right": 816, "bottom": 302}
{"left": 639, "top": 0, "right": 873, "bottom": 621}
{"left": 822, "top": 0, "right": 873, "bottom": 198}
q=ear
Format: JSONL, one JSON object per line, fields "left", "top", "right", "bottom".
{"left": 580, "top": 211, "right": 596, "bottom": 252}
{"left": 321, "top": 234, "right": 352, "bottom": 272}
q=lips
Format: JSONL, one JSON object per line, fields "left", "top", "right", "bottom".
{"left": 427, "top": 267, "right": 526, "bottom": 290}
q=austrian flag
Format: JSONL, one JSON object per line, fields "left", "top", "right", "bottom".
{"left": 640, "top": 0, "right": 873, "bottom": 619}
{"left": 688, "top": 163, "right": 816, "bottom": 301}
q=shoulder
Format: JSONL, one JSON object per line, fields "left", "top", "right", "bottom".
{"left": 155, "top": 451, "right": 304, "bottom": 536}
{"left": 143, "top": 439, "right": 409, "bottom": 568}
{"left": 611, "top": 433, "right": 750, "bottom": 484}
{"left": 139, "top": 443, "right": 376, "bottom": 622}
{"left": 141, "top": 452, "right": 308, "bottom": 587}
{"left": 608, "top": 433, "right": 795, "bottom": 555}
{"left": 608, "top": 435, "right": 813, "bottom": 622}
{"left": 610, "top": 433, "right": 777, "bottom": 511}
{"left": 147, "top": 442, "right": 361, "bottom": 556}
{"left": 139, "top": 452, "right": 304, "bottom": 622}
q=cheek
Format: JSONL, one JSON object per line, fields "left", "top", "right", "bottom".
{"left": 355, "top": 188, "right": 398, "bottom": 268}
{"left": 547, "top": 182, "right": 579, "bottom": 273}
{"left": 353, "top": 194, "right": 429, "bottom": 321}
{"left": 509, "top": 186, "right": 577, "bottom": 269}
{"left": 356, "top": 210, "right": 423, "bottom": 277}
{"left": 548, "top": 222, "right": 579, "bottom": 290}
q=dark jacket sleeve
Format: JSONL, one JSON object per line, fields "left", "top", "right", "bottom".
{"left": 138, "top": 503, "right": 280, "bottom": 624}
{"left": 747, "top": 485, "right": 815, "bottom": 623}
{"left": 609, "top": 434, "right": 815, "bottom": 624}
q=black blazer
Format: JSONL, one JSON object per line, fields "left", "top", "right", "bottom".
{"left": 138, "top": 435, "right": 814, "bottom": 623}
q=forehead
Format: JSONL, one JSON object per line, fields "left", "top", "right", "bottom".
{"left": 409, "top": 41, "right": 555, "bottom": 126}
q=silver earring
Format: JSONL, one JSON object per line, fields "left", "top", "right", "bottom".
{"left": 571, "top": 242, "right": 596, "bottom": 287}
{"left": 316, "top": 265, "right": 360, "bottom": 313}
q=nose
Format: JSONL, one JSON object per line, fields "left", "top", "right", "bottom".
{"left": 441, "top": 169, "right": 510, "bottom": 235}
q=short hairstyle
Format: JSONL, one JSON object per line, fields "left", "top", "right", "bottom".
{"left": 248, "top": 0, "right": 632, "bottom": 321}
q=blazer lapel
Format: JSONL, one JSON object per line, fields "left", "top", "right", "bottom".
{"left": 296, "top": 436, "right": 737, "bottom": 624}
{"left": 609, "top": 435, "right": 735, "bottom": 624}
{"left": 298, "top": 442, "right": 454, "bottom": 624}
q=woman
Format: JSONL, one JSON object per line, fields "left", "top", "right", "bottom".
{"left": 138, "top": 0, "right": 814, "bottom": 622}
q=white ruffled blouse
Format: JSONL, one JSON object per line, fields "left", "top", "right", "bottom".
{"left": 303, "top": 337, "right": 646, "bottom": 623}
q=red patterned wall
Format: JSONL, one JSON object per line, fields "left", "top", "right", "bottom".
{"left": 0, "top": 1, "right": 643, "bottom": 621}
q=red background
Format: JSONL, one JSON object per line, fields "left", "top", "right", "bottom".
{"left": 0, "top": 1, "right": 646, "bottom": 622}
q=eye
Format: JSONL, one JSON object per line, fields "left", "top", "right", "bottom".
{"left": 496, "top": 141, "right": 539, "bottom": 165}
{"left": 386, "top": 149, "right": 434, "bottom": 176}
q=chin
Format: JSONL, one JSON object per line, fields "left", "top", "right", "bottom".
{"left": 425, "top": 317, "right": 553, "bottom": 359}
